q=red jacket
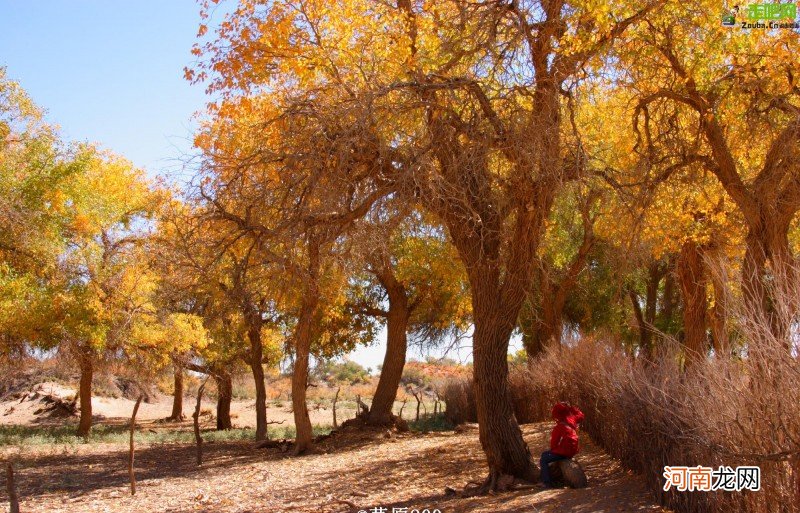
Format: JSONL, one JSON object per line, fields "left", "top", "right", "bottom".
{"left": 550, "top": 403, "right": 584, "bottom": 457}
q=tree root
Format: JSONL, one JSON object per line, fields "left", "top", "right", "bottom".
{"left": 333, "top": 498, "right": 357, "bottom": 512}
{"left": 254, "top": 438, "right": 294, "bottom": 453}
{"left": 342, "top": 412, "right": 409, "bottom": 432}
{"left": 460, "top": 471, "right": 535, "bottom": 497}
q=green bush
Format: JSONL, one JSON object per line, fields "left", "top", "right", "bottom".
{"left": 400, "top": 365, "right": 429, "bottom": 388}
{"left": 313, "top": 360, "right": 370, "bottom": 385}
{"left": 408, "top": 414, "right": 453, "bottom": 433}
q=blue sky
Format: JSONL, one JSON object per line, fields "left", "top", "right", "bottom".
{"left": 0, "top": 1, "right": 209, "bottom": 180}
{"left": 0, "top": 1, "right": 510, "bottom": 370}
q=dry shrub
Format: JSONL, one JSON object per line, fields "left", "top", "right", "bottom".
{"left": 228, "top": 373, "right": 255, "bottom": 400}
{"left": 507, "top": 364, "right": 554, "bottom": 424}
{"left": 441, "top": 377, "right": 476, "bottom": 425}
{"left": 349, "top": 381, "right": 378, "bottom": 400}
{"left": 441, "top": 364, "right": 556, "bottom": 425}
{"left": 443, "top": 331, "right": 800, "bottom": 512}
{"left": 268, "top": 376, "right": 292, "bottom": 401}
{"left": 521, "top": 331, "right": 800, "bottom": 513}
{"left": 306, "top": 384, "right": 332, "bottom": 403}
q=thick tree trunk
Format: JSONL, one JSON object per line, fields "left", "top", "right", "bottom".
{"left": 522, "top": 283, "right": 561, "bottom": 361}
{"left": 471, "top": 270, "right": 537, "bottom": 482}
{"left": 523, "top": 215, "right": 593, "bottom": 363}
{"left": 692, "top": 100, "right": 800, "bottom": 350}
{"left": 677, "top": 241, "right": 708, "bottom": 364}
{"left": 708, "top": 256, "right": 729, "bottom": 357}
{"left": 745, "top": 224, "right": 795, "bottom": 348}
{"left": 77, "top": 353, "right": 93, "bottom": 437}
{"left": 292, "top": 244, "right": 320, "bottom": 455}
{"left": 523, "top": 303, "right": 562, "bottom": 362}
{"left": 645, "top": 263, "right": 661, "bottom": 332}
{"left": 520, "top": 301, "right": 544, "bottom": 361}
{"left": 168, "top": 364, "right": 184, "bottom": 421}
{"left": 630, "top": 262, "right": 664, "bottom": 360}
{"left": 522, "top": 332, "right": 543, "bottom": 362}
{"left": 629, "top": 289, "right": 646, "bottom": 350}
{"left": 743, "top": 232, "right": 771, "bottom": 330}
{"left": 369, "top": 277, "right": 410, "bottom": 425}
{"left": 415, "top": 45, "right": 558, "bottom": 484}
{"left": 215, "top": 372, "right": 233, "bottom": 430}
{"left": 449, "top": 189, "right": 551, "bottom": 484}
{"left": 541, "top": 299, "right": 563, "bottom": 347}
{"left": 661, "top": 257, "right": 678, "bottom": 327}
{"left": 247, "top": 320, "right": 268, "bottom": 441}
{"left": 292, "top": 298, "right": 316, "bottom": 454}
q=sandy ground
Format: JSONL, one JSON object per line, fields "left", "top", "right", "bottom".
{"left": 0, "top": 420, "right": 670, "bottom": 513}
{"left": 0, "top": 381, "right": 365, "bottom": 428}
{"left": 0, "top": 384, "right": 670, "bottom": 512}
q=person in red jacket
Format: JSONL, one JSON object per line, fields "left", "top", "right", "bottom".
{"left": 540, "top": 401, "right": 585, "bottom": 487}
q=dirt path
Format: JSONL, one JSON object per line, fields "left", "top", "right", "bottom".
{"left": 0, "top": 422, "right": 668, "bottom": 513}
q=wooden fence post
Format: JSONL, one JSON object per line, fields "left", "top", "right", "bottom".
{"left": 193, "top": 379, "right": 208, "bottom": 466}
{"left": 6, "top": 461, "right": 19, "bottom": 513}
{"left": 129, "top": 395, "right": 144, "bottom": 495}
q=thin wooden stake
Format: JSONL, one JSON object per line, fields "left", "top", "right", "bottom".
{"left": 265, "top": 378, "right": 271, "bottom": 441}
{"left": 355, "top": 394, "right": 369, "bottom": 417}
{"left": 193, "top": 379, "right": 208, "bottom": 466}
{"left": 6, "top": 461, "right": 19, "bottom": 513}
{"left": 129, "top": 395, "right": 143, "bottom": 496}
{"left": 332, "top": 387, "right": 340, "bottom": 428}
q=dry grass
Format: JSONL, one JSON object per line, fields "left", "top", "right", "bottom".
{"left": 446, "top": 333, "right": 800, "bottom": 513}
{"left": 441, "top": 367, "right": 540, "bottom": 425}
{"left": 441, "top": 377, "right": 476, "bottom": 426}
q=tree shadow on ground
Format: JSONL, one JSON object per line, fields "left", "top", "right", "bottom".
{"left": 286, "top": 423, "right": 663, "bottom": 513}
{"left": 0, "top": 421, "right": 666, "bottom": 513}
{"left": 0, "top": 438, "right": 263, "bottom": 500}
{"left": 0, "top": 417, "right": 422, "bottom": 501}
